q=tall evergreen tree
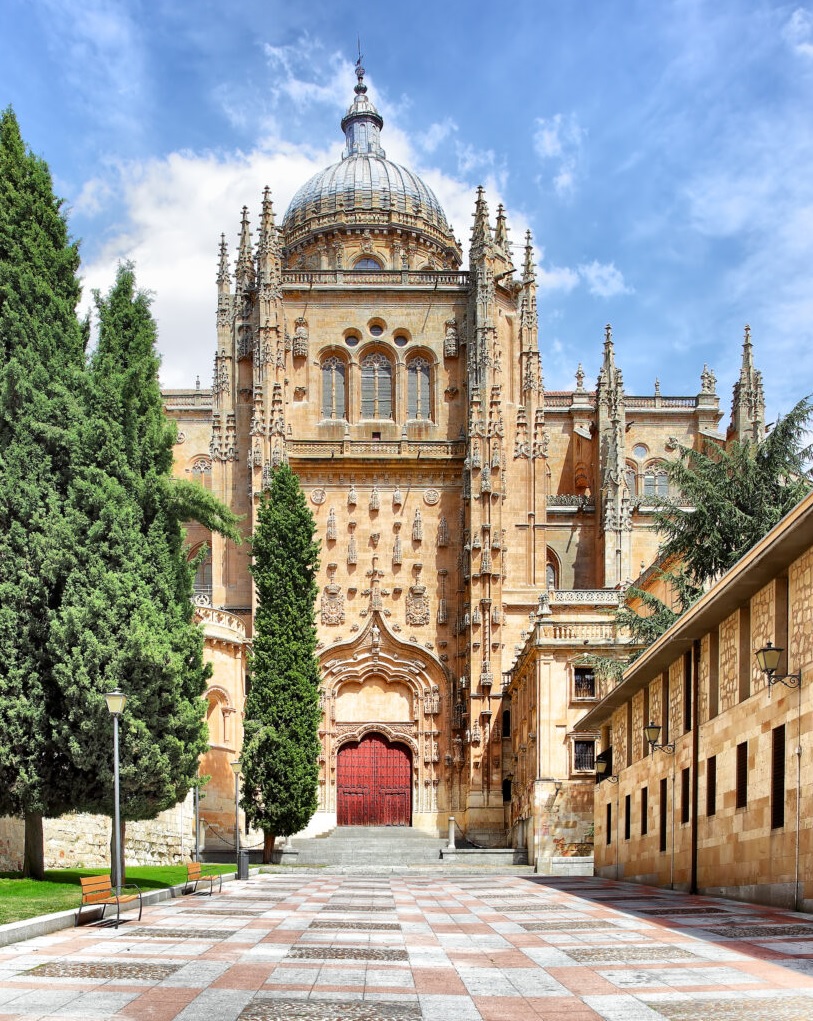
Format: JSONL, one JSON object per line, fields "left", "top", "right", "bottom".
{"left": 49, "top": 264, "right": 240, "bottom": 883}
{"left": 0, "top": 108, "right": 86, "bottom": 877}
{"left": 598, "top": 399, "right": 813, "bottom": 679}
{"left": 242, "top": 464, "right": 321, "bottom": 863}
{"left": 654, "top": 397, "right": 813, "bottom": 587}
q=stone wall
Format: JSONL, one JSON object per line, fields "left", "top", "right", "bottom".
{"left": 0, "top": 797, "right": 196, "bottom": 872}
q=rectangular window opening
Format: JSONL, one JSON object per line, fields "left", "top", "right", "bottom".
{"left": 641, "top": 786, "right": 648, "bottom": 836}
{"left": 772, "top": 724, "right": 786, "bottom": 830}
{"left": 624, "top": 794, "right": 631, "bottom": 841}
{"left": 659, "top": 776, "right": 668, "bottom": 852}
{"left": 706, "top": 755, "right": 717, "bottom": 817}
{"left": 606, "top": 801, "right": 612, "bottom": 846}
{"left": 736, "top": 741, "right": 748, "bottom": 810}
{"left": 681, "top": 766, "right": 690, "bottom": 824}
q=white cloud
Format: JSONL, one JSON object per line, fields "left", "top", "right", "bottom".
{"left": 536, "top": 264, "right": 580, "bottom": 294}
{"left": 419, "top": 118, "right": 457, "bottom": 153}
{"left": 783, "top": 7, "right": 813, "bottom": 59}
{"left": 533, "top": 113, "right": 585, "bottom": 197}
{"left": 578, "top": 261, "right": 632, "bottom": 298}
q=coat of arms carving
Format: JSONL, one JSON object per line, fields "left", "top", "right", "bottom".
{"left": 406, "top": 584, "right": 430, "bottom": 626}
{"left": 321, "top": 582, "right": 345, "bottom": 625}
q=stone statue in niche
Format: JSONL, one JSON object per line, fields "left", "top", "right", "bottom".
{"left": 326, "top": 508, "right": 337, "bottom": 541}
{"left": 348, "top": 484, "right": 357, "bottom": 507}
{"left": 406, "top": 584, "right": 430, "bottom": 626}
{"left": 369, "top": 485, "right": 380, "bottom": 510}
{"left": 292, "top": 317, "right": 308, "bottom": 358}
{"left": 320, "top": 582, "right": 345, "bottom": 625}
{"left": 412, "top": 509, "right": 423, "bottom": 542}
{"left": 444, "top": 318, "right": 459, "bottom": 357}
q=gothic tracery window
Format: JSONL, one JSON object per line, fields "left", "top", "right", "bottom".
{"left": 360, "top": 353, "right": 393, "bottom": 419}
{"left": 321, "top": 356, "right": 347, "bottom": 420}
{"left": 407, "top": 356, "right": 431, "bottom": 420}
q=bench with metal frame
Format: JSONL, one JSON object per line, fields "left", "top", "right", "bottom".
{"left": 75, "top": 874, "right": 142, "bottom": 928}
{"left": 185, "top": 861, "right": 223, "bottom": 896}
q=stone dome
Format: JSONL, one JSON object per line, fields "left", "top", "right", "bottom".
{"left": 281, "top": 64, "right": 459, "bottom": 265}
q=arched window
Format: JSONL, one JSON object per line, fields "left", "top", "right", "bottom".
{"left": 360, "top": 353, "right": 393, "bottom": 419}
{"left": 407, "top": 357, "right": 431, "bottom": 420}
{"left": 353, "top": 257, "right": 382, "bottom": 270}
{"left": 546, "top": 561, "right": 557, "bottom": 590}
{"left": 643, "top": 463, "right": 669, "bottom": 500}
{"left": 205, "top": 690, "right": 229, "bottom": 746}
{"left": 190, "top": 543, "right": 212, "bottom": 601}
{"left": 321, "top": 356, "right": 347, "bottom": 420}
{"left": 190, "top": 456, "right": 212, "bottom": 491}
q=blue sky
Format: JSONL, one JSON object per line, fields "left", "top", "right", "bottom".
{"left": 3, "top": 0, "right": 813, "bottom": 418}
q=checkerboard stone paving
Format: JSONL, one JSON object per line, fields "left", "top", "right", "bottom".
{"left": 4, "top": 874, "right": 813, "bottom": 1020}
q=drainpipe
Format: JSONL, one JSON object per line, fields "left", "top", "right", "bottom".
{"left": 690, "top": 640, "right": 700, "bottom": 894}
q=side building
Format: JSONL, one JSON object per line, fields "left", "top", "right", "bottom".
{"left": 577, "top": 490, "right": 813, "bottom": 909}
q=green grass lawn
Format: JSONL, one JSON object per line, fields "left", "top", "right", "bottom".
{"left": 0, "top": 864, "right": 236, "bottom": 926}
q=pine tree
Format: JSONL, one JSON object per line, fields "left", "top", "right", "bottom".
{"left": 0, "top": 108, "right": 86, "bottom": 877}
{"left": 601, "top": 398, "right": 813, "bottom": 676}
{"left": 655, "top": 397, "right": 813, "bottom": 587}
{"left": 49, "top": 264, "right": 240, "bottom": 883}
{"left": 242, "top": 464, "right": 321, "bottom": 863}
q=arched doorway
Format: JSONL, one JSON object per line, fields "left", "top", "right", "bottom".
{"left": 337, "top": 733, "right": 412, "bottom": 826}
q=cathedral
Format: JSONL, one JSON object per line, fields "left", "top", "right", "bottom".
{"left": 164, "top": 64, "right": 766, "bottom": 869}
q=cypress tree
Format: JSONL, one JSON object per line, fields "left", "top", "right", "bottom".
{"left": 242, "top": 464, "right": 321, "bottom": 863}
{"left": 0, "top": 108, "right": 86, "bottom": 877}
{"left": 50, "top": 264, "right": 240, "bottom": 883}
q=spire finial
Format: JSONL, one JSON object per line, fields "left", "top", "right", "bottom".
{"left": 523, "top": 230, "right": 536, "bottom": 283}
{"left": 605, "top": 323, "right": 613, "bottom": 346}
{"left": 355, "top": 39, "right": 367, "bottom": 95}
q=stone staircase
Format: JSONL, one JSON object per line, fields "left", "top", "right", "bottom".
{"left": 283, "top": 826, "right": 449, "bottom": 868}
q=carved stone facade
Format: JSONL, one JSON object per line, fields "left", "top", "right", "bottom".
{"left": 163, "top": 67, "right": 768, "bottom": 855}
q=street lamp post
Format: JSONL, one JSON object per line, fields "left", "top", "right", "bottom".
{"left": 230, "top": 760, "right": 242, "bottom": 877}
{"left": 104, "top": 689, "right": 127, "bottom": 897}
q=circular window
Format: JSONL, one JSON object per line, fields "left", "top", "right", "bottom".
{"left": 345, "top": 333, "right": 360, "bottom": 347}
{"left": 394, "top": 334, "right": 408, "bottom": 347}
{"left": 632, "top": 444, "right": 648, "bottom": 460}
{"left": 369, "top": 324, "right": 384, "bottom": 337}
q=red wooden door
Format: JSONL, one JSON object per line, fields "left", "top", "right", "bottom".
{"left": 337, "top": 734, "right": 411, "bottom": 826}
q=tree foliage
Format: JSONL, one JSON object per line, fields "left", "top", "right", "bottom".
{"left": 242, "top": 464, "right": 321, "bottom": 863}
{"left": 0, "top": 107, "right": 86, "bottom": 874}
{"left": 49, "top": 265, "right": 239, "bottom": 880}
{"left": 655, "top": 398, "right": 813, "bottom": 587}
{"left": 605, "top": 398, "right": 813, "bottom": 672}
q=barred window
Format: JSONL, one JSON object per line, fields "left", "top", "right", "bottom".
{"left": 407, "top": 357, "right": 431, "bottom": 420}
{"left": 574, "top": 667, "right": 596, "bottom": 699}
{"left": 321, "top": 356, "right": 346, "bottom": 419}
{"left": 573, "top": 739, "right": 595, "bottom": 772}
{"left": 360, "top": 353, "right": 393, "bottom": 419}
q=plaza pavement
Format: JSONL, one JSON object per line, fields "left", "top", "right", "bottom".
{"left": 2, "top": 869, "right": 813, "bottom": 1020}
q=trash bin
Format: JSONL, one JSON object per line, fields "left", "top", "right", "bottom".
{"left": 237, "top": 850, "right": 249, "bottom": 880}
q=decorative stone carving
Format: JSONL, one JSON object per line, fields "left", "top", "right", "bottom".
{"left": 393, "top": 487, "right": 402, "bottom": 507}
{"left": 412, "top": 509, "right": 423, "bottom": 542}
{"left": 291, "top": 317, "right": 309, "bottom": 357}
{"left": 347, "top": 535, "right": 358, "bottom": 565}
{"left": 321, "top": 582, "right": 345, "bottom": 625}
{"left": 311, "top": 488, "right": 326, "bottom": 505}
{"left": 392, "top": 535, "right": 402, "bottom": 566}
{"left": 406, "top": 584, "right": 430, "bottom": 626}
{"left": 326, "top": 508, "right": 337, "bottom": 541}
{"left": 348, "top": 484, "right": 357, "bottom": 507}
{"left": 424, "top": 488, "right": 439, "bottom": 506}
{"left": 444, "top": 318, "right": 459, "bottom": 357}
{"left": 369, "top": 485, "right": 380, "bottom": 510}
{"left": 437, "top": 516, "right": 449, "bottom": 547}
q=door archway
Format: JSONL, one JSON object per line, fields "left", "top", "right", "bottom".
{"left": 337, "top": 733, "right": 412, "bottom": 826}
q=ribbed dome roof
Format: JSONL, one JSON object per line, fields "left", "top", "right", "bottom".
{"left": 282, "top": 63, "right": 454, "bottom": 243}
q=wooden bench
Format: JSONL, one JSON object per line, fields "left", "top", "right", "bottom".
{"left": 185, "top": 861, "right": 222, "bottom": 896}
{"left": 75, "top": 875, "right": 142, "bottom": 928}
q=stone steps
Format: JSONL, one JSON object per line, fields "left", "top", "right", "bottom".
{"left": 286, "top": 826, "right": 448, "bottom": 866}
